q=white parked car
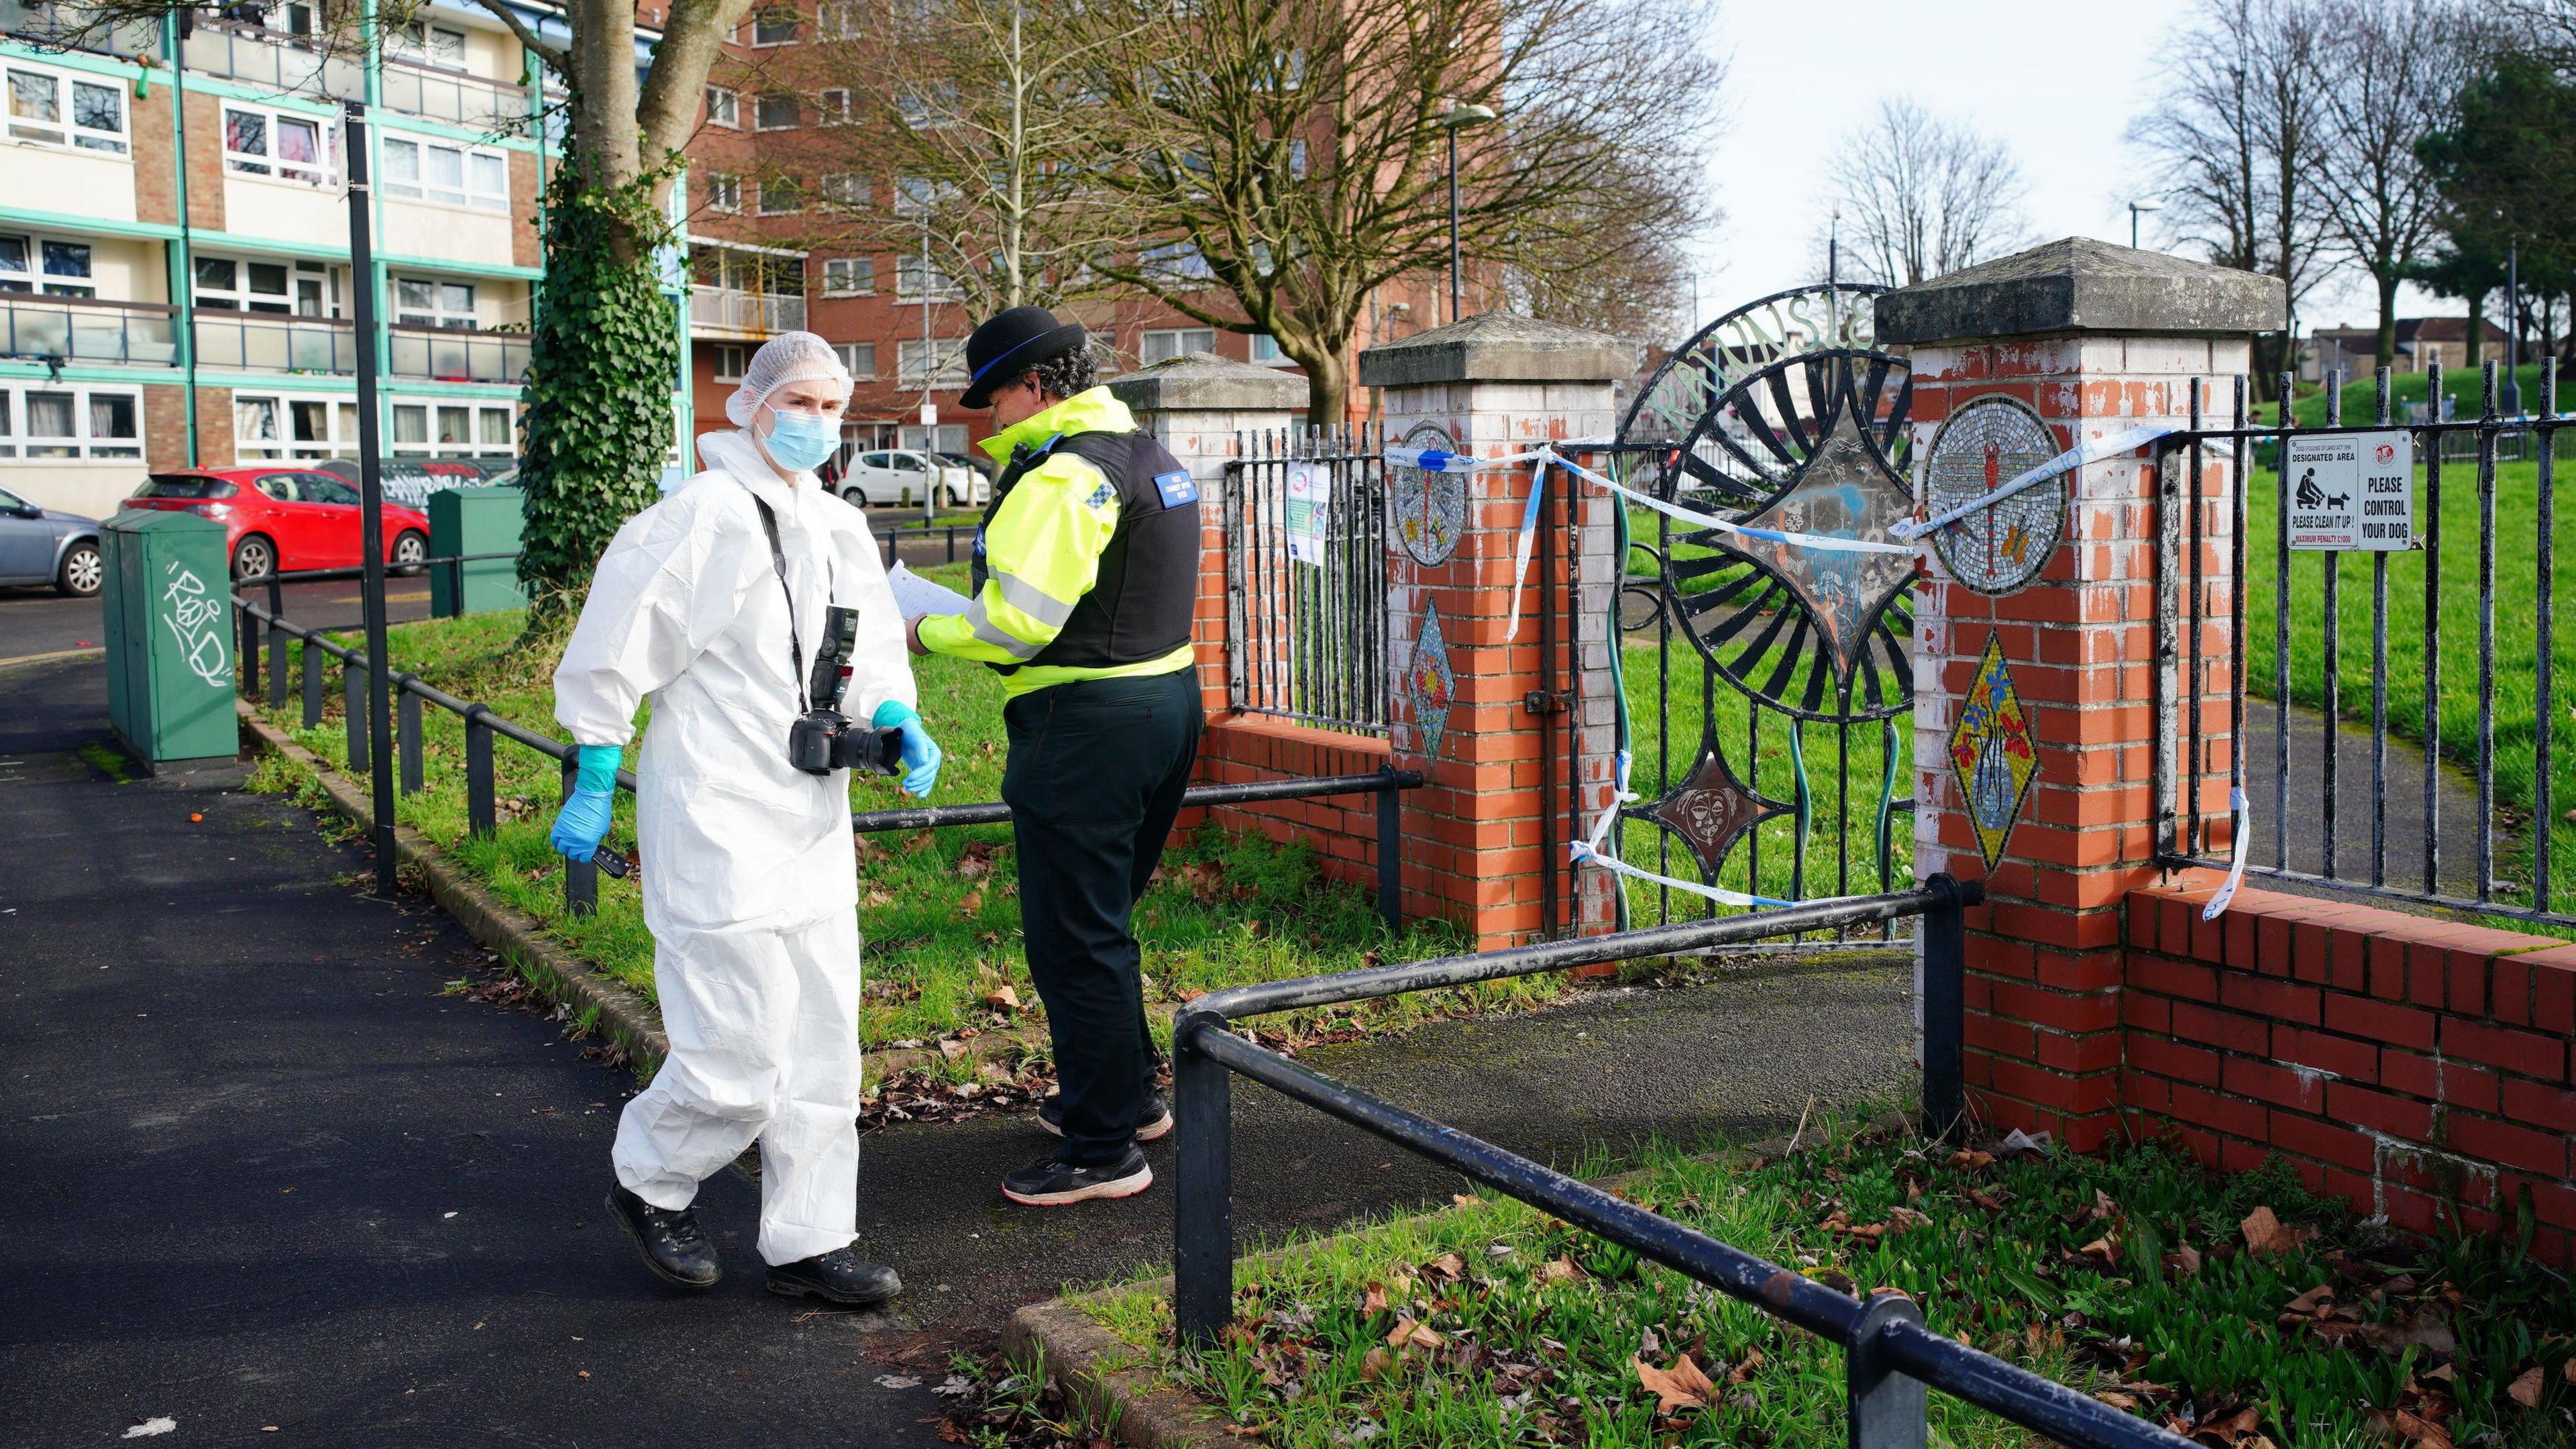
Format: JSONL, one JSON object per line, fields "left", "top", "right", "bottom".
{"left": 838, "top": 449, "right": 985, "bottom": 508}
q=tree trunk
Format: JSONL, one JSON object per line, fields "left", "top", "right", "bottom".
{"left": 1299, "top": 346, "right": 1350, "bottom": 431}
{"left": 2374, "top": 271, "right": 2400, "bottom": 376}
{"left": 2464, "top": 288, "right": 2486, "bottom": 377}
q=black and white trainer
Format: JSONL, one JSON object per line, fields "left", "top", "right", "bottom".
{"left": 1000, "top": 1148, "right": 1154, "bottom": 1207}
{"left": 1036, "top": 1091, "right": 1173, "bottom": 1142}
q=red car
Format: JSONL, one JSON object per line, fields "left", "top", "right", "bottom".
{"left": 125, "top": 468, "right": 431, "bottom": 580}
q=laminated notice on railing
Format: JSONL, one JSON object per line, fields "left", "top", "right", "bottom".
{"left": 1284, "top": 466, "right": 1328, "bottom": 565}
{"left": 2286, "top": 431, "right": 2413, "bottom": 551}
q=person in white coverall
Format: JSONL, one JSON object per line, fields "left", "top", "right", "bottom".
{"left": 547, "top": 332, "right": 939, "bottom": 1305}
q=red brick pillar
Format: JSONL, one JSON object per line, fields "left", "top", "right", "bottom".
{"left": 1876, "top": 240, "right": 2285, "bottom": 1148}
{"left": 1358, "top": 315, "right": 1634, "bottom": 947}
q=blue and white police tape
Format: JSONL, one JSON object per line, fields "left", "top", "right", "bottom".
{"left": 2201, "top": 788, "right": 2250, "bottom": 921}
{"left": 1566, "top": 751, "right": 1802, "bottom": 910}
{"left": 1889, "top": 423, "right": 2176, "bottom": 541}
{"left": 1534, "top": 447, "right": 1919, "bottom": 557}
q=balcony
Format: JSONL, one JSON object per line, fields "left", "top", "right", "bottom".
{"left": 193, "top": 309, "right": 358, "bottom": 375}
{"left": 0, "top": 294, "right": 181, "bottom": 367}
{"left": 690, "top": 285, "right": 806, "bottom": 338}
{"left": 179, "top": 18, "right": 364, "bottom": 106}
{"left": 388, "top": 325, "right": 529, "bottom": 384}
{"left": 380, "top": 52, "right": 539, "bottom": 133}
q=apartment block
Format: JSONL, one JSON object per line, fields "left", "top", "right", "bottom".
{"left": 0, "top": 0, "right": 561, "bottom": 518}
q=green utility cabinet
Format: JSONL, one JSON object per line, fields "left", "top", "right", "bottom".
{"left": 99, "top": 508, "right": 239, "bottom": 774}
{"left": 429, "top": 484, "right": 527, "bottom": 617}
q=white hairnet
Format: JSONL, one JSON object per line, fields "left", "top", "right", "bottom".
{"left": 724, "top": 331, "right": 853, "bottom": 428}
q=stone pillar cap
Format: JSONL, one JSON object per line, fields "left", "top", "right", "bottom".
{"left": 1358, "top": 311, "right": 1639, "bottom": 388}
{"left": 1873, "top": 237, "right": 2288, "bottom": 343}
{"left": 1106, "top": 351, "right": 1308, "bottom": 412}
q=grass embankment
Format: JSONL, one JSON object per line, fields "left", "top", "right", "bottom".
{"left": 250, "top": 561, "right": 1499, "bottom": 1063}
{"left": 1081, "top": 1132, "right": 2576, "bottom": 1448}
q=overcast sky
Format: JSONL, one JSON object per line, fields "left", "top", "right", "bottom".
{"left": 1686, "top": 0, "right": 2422, "bottom": 334}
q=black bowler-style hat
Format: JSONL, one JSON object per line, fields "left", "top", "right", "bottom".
{"left": 959, "top": 305, "right": 1089, "bottom": 409}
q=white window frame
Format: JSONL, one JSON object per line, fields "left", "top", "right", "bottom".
{"left": 390, "top": 397, "right": 515, "bottom": 458}
{"left": 820, "top": 172, "right": 865, "bottom": 209}
{"left": 1248, "top": 333, "right": 1293, "bottom": 366}
{"left": 1, "top": 382, "right": 140, "bottom": 459}
{"left": 3, "top": 59, "right": 129, "bottom": 155}
{"left": 393, "top": 276, "right": 478, "bottom": 330}
{"left": 894, "top": 253, "right": 959, "bottom": 303}
{"left": 753, "top": 91, "right": 800, "bottom": 131}
{"left": 704, "top": 85, "right": 739, "bottom": 128}
{"left": 381, "top": 135, "right": 509, "bottom": 212}
{"left": 0, "top": 232, "right": 97, "bottom": 297}
{"left": 820, "top": 256, "right": 874, "bottom": 296}
{"left": 896, "top": 337, "right": 968, "bottom": 388}
{"left": 816, "top": 1, "right": 862, "bottom": 38}
{"left": 193, "top": 254, "right": 296, "bottom": 313}
{"left": 233, "top": 392, "right": 362, "bottom": 460}
{"left": 750, "top": 7, "right": 800, "bottom": 45}
{"left": 1142, "top": 327, "right": 1217, "bottom": 364}
{"left": 815, "top": 87, "right": 853, "bottom": 125}
{"left": 755, "top": 178, "right": 803, "bottom": 216}
{"left": 702, "top": 172, "right": 741, "bottom": 214}
{"left": 834, "top": 341, "right": 877, "bottom": 379}
{"left": 222, "top": 102, "right": 334, "bottom": 186}
{"left": 712, "top": 344, "right": 747, "bottom": 383}
{"left": 388, "top": 21, "right": 468, "bottom": 70}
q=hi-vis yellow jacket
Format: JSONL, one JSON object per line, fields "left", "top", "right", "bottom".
{"left": 914, "top": 386, "right": 1197, "bottom": 698}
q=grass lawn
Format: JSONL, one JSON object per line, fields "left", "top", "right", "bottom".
{"left": 1077, "top": 1130, "right": 2576, "bottom": 1448}
{"left": 248, "top": 560, "right": 1502, "bottom": 1065}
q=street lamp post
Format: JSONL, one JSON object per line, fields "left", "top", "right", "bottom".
{"left": 2128, "top": 199, "right": 2162, "bottom": 250}
{"left": 1440, "top": 103, "right": 1497, "bottom": 325}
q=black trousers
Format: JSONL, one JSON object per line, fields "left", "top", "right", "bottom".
{"left": 1000, "top": 669, "right": 1203, "bottom": 1166}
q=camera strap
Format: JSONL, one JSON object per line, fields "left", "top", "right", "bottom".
{"left": 751, "top": 494, "right": 810, "bottom": 714}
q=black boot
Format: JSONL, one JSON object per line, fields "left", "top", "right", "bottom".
{"left": 605, "top": 1184, "right": 720, "bottom": 1289}
{"left": 766, "top": 1248, "right": 903, "bottom": 1305}
{"left": 1037, "top": 1090, "right": 1172, "bottom": 1142}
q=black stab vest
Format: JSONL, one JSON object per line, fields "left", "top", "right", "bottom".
{"left": 971, "top": 428, "right": 1201, "bottom": 674}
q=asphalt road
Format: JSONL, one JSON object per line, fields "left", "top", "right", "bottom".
{"left": 0, "top": 579, "right": 435, "bottom": 669}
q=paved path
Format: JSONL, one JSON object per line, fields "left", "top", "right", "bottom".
{"left": 0, "top": 647, "right": 1922, "bottom": 1443}
{"left": 2236, "top": 698, "right": 2491, "bottom": 901}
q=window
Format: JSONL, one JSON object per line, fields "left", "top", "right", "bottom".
{"left": 754, "top": 92, "right": 800, "bottom": 130}
{"left": 816, "top": 87, "right": 852, "bottom": 125}
{"left": 820, "top": 173, "right": 865, "bottom": 209}
{"left": 1140, "top": 243, "right": 1214, "bottom": 284}
{"left": 897, "top": 84, "right": 956, "bottom": 128}
{"left": 704, "top": 85, "right": 739, "bottom": 127}
{"left": 896, "top": 337, "right": 968, "bottom": 388}
{"left": 223, "top": 104, "right": 331, "bottom": 186}
{"left": 0, "top": 234, "right": 94, "bottom": 297}
{"left": 896, "top": 254, "right": 959, "bottom": 302}
{"left": 5, "top": 383, "right": 140, "bottom": 458}
{"left": 233, "top": 394, "right": 361, "bottom": 459}
{"left": 388, "top": 400, "right": 513, "bottom": 458}
{"left": 1249, "top": 333, "right": 1291, "bottom": 365}
{"left": 751, "top": 7, "right": 798, "bottom": 44}
{"left": 756, "top": 178, "right": 804, "bottom": 215}
{"left": 821, "top": 257, "right": 874, "bottom": 295}
{"left": 5, "top": 61, "right": 127, "bottom": 154}
{"left": 1142, "top": 327, "right": 1216, "bottom": 364}
{"left": 817, "top": 1, "right": 862, "bottom": 38}
{"left": 394, "top": 277, "right": 477, "bottom": 329}
{"left": 703, "top": 172, "right": 741, "bottom": 213}
{"left": 892, "top": 176, "right": 951, "bottom": 216}
{"left": 834, "top": 341, "right": 876, "bottom": 378}
{"left": 193, "top": 256, "right": 293, "bottom": 313}
{"left": 381, "top": 136, "right": 508, "bottom": 211}
{"left": 712, "top": 344, "right": 747, "bottom": 382}
{"left": 388, "top": 22, "right": 468, "bottom": 69}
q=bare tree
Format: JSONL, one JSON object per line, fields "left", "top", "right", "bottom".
{"left": 2312, "top": 0, "right": 2460, "bottom": 368}
{"left": 2129, "top": 0, "right": 2336, "bottom": 388}
{"left": 1497, "top": 168, "right": 1704, "bottom": 350}
{"left": 1067, "top": 0, "right": 1715, "bottom": 422}
{"left": 1824, "top": 98, "right": 2029, "bottom": 287}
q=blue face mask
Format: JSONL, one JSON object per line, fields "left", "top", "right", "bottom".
{"left": 760, "top": 409, "right": 841, "bottom": 473}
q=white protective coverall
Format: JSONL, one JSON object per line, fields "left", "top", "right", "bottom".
{"left": 554, "top": 427, "right": 912, "bottom": 1266}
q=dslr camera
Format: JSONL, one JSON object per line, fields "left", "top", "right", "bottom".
{"left": 786, "top": 604, "right": 906, "bottom": 777}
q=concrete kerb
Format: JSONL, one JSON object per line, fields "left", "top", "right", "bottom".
{"left": 231, "top": 701, "right": 1042, "bottom": 1087}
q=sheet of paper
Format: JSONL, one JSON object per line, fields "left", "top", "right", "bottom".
{"left": 885, "top": 560, "right": 975, "bottom": 621}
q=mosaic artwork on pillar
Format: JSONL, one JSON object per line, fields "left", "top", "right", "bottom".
{"left": 1920, "top": 394, "right": 2064, "bottom": 596}
{"left": 1947, "top": 631, "right": 2039, "bottom": 869}
{"left": 1403, "top": 602, "right": 1456, "bottom": 757}
{"left": 1392, "top": 421, "right": 1466, "bottom": 565}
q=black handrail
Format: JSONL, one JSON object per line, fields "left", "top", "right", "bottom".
{"left": 1161, "top": 875, "right": 2181, "bottom": 1449}
{"left": 232, "top": 591, "right": 1423, "bottom": 928}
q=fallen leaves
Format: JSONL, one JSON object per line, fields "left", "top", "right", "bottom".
{"left": 1631, "top": 1351, "right": 1716, "bottom": 1414}
{"left": 2506, "top": 1365, "right": 2544, "bottom": 1410}
{"left": 2239, "top": 1206, "right": 2315, "bottom": 1256}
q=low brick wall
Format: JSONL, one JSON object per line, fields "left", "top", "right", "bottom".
{"left": 1183, "top": 712, "right": 1393, "bottom": 898}
{"left": 2119, "top": 881, "right": 2576, "bottom": 1267}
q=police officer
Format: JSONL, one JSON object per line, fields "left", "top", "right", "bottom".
{"left": 908, "top": 307, "right": 1202, "bottom": 1206}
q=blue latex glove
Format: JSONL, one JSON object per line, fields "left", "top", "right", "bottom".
{"left": 549, "top": 744, "right": 621, "bottom": 862}
{"left": 871, "top": 700, "right": 943, "bottom": 798}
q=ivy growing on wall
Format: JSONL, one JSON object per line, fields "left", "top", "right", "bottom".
{"left": 514, "top": 165, "right": 678, "bottom": 618}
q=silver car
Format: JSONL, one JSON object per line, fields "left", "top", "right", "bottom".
{"left": 0, "top": 486, "right": 101, "bottom": 596}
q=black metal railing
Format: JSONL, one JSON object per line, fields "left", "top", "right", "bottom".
{"left": 869, "top": 520, "right": 977, "bottom": 569}
{"left": 2152, "top": 364, "right": 2571, "bottom": 928}
{"left": 1224, "top": 425, "right": 1391, "bottom": 737}
{"left": 231, "top": 580, "right": 1423, "bottom": 928}
{"left": 1167, "top": 875, "right": 2185, "bottom": 1449}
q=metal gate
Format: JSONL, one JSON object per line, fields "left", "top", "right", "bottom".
{"left": 1596, "top": 283, "right": 1920, "bottom": 932}
{"left": 1223, "top": 425, "right": 1391, "bottom": 736}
